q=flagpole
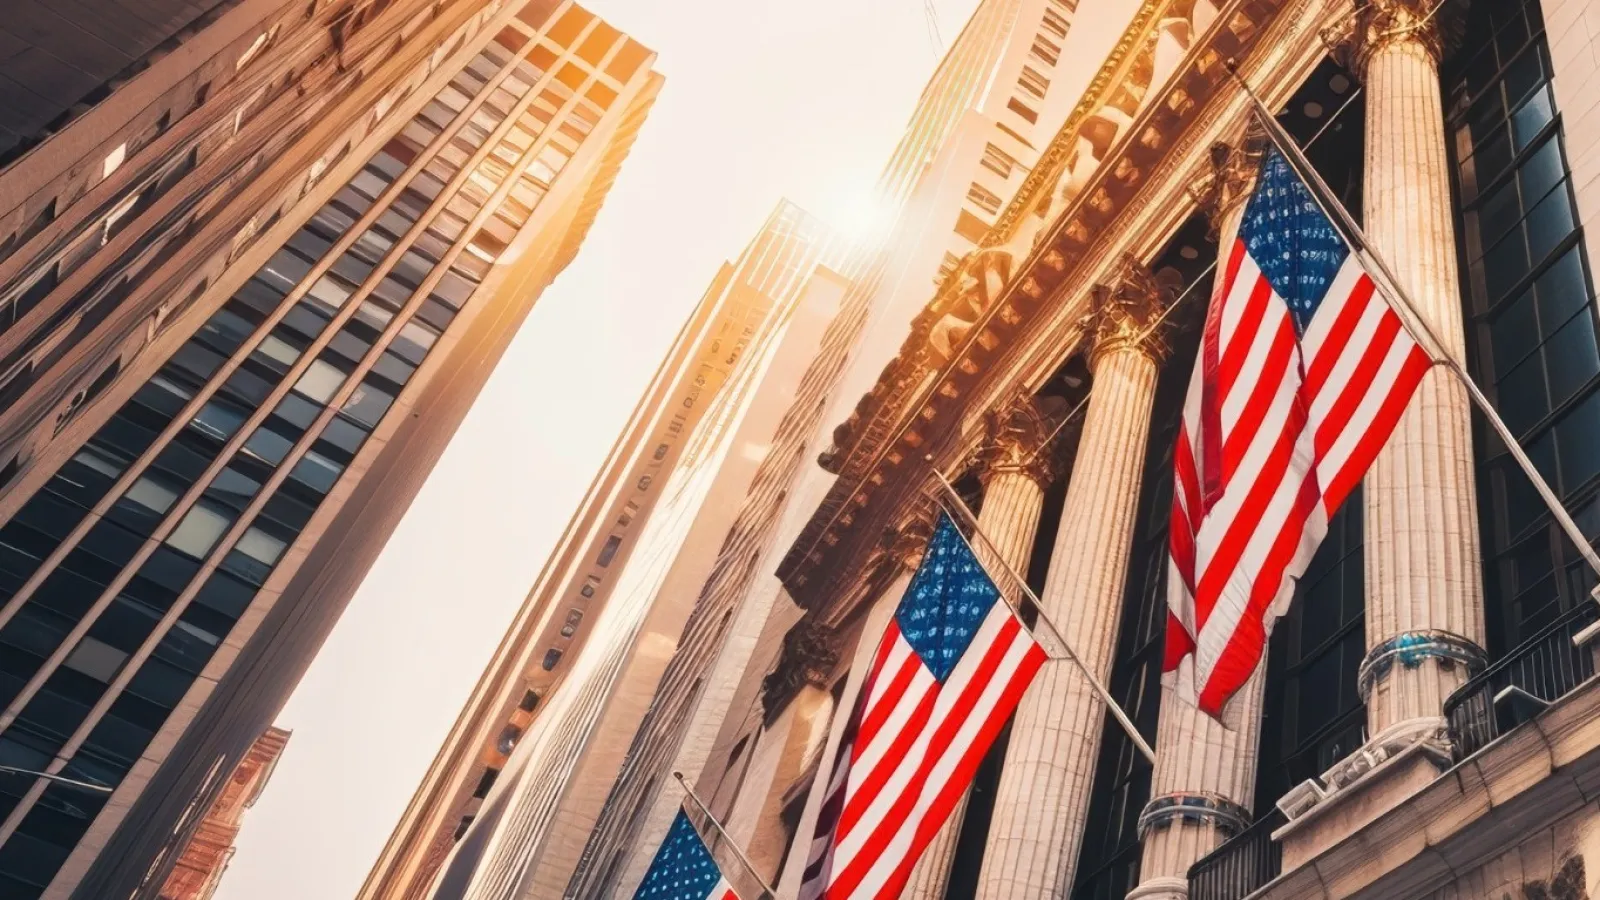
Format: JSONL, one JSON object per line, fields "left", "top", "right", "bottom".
{"left": 673, "top": 771, "right": 775, "bottom": 899}
{"left": 1223, "top": 61, "right": 1600, "bottom": 597}
{"left": 925, "top": 467, "right": 1158, "bottom": 764}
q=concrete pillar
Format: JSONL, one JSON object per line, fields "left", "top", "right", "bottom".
{"left": 1129, "top": 137, "right": 1267, "bottom": 900}
{"left": 975, "top": 256, "right": 1172, "bottom": 900}
{"left": 773, "top": 516, "right": 932, "bottom": 898}
{"left": 1350, "top": 0, "right": 1487, "bottom": 745}
{"left": 903, "top": 392, "right": 1056, "bottom": 899}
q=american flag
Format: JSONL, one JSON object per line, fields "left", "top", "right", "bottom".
{"left": 1164, "top": 145, "right": 1432, "bottom": 718}
{"left": 632, "top": 810, "right": 740, "bottom": 900}
{"left": 798, "top": 512, "right": 1047, "bottom": 899}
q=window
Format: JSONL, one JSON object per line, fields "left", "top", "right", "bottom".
{"left": 541, "top": 649, "right": 562, "bottom": 671}
{"left": 596, "top": 535, "right": 622, "bottom": 567}
{"left": 1017, "top": 66, "right": 1050, "bottom": 101}
{"left": 1042, "top": 8, "right": 1071, "bottom": 38}
{"left": 518, "top": 690, "right": 540, "bottom": 712}
{"left": 967, "top": 183, "right": 1004, "bottom": 215}
{"left": 293, "top": 358, "right": 347, "bottom": 404}
{"left": 617, "top": 501, "right": 640, "bottom": 528}
{"left": 980, "top": 143, "right": 1018, "bottom": 179}
{"left": 165, "top": 501, "right": 234, "bottom": 559}
{"left": 190, "top": 398, "right": 248, "bottom": 441}
{"left": 954, "top": 209, "right": 990, "bottom": 243}
{"left": 1007, "top": 97, "right": 1040, "bottom": 124}
{"left": 252, "top": 334, "right": 303, "bottom": 374}
{"left": 289, "top": 451, "right": 343, "bottom": 496}
{"left": 578, "top": 575, "right": 601, "bottom": 598}
{"left": 560, "top": 608, "right": 583, "bottom": 638}
{"left": 341, "top": 379, "right": 394, "bottom": 429}
{"left": 1030, "top": 34, "right": 1062, "bottom": 66}
{"left": 122, "top": 476, "right": 178, "bottom": 521}
{"left": 243, "top": 424, "right": 294, "bottom": 466}
{"left": 473, "top": 768, "right": 500, "bottom": 799}
{"left": 64, "top": 637, "right": 127, "bottom": 682}
{"left": 1444, "top": 0, "right": 1600, "bottom": 649}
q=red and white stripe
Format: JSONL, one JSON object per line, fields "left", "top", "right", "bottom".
{"left": 708, "top": 877, "right": 739, "bottom": 900}
{"left": 799, "top": 603, "right": 1045, "bottom": 899}
{"left": 1165, "top": 238, "right": 1430, "bottom": 717}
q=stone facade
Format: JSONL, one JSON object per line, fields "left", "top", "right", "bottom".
{"left": 156, "top": 727, "right": 290, "bottom": 900}
{"left": 381, "top": 0, "right": 1600, "bottom": 896}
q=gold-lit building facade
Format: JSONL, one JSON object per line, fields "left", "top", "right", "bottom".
{"left": 366, "top": 199, "right": 849, "bottom": 900}
{"left": 545, "top": 0, "right": 1600, "bottom": 896}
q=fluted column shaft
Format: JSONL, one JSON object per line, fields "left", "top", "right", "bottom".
{"left": 976, "top": 339, "right": 1161, "bottom": 900}
{"left": 775, "top": 575, "right": 906, "bottom": 899}
{"left": 905, "top": 456, "right": 1047, "bottom": 899}
{"left": 1358, "top": 17, "right": 1486, "bottom": 736}
{"left": 1129, "top": 152, "right": 1265, "bottom": 900}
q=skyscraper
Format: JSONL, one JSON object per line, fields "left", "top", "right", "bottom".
{"left": 370, "top": 2, "right": 1110, "bottom": 897}
{"left": 0, "top": 2, "right": 659, "bottom": 898}
{"left": 364, "top": 198, "right": 847, "bottom": 900}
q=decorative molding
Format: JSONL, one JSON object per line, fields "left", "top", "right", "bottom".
{"left": 760, "top": 620, "right": 843, "bottom": 722}
{"left": 1321, "top": 0, "right": 1467, "bottom": 73}
{"left": 1187, "top": 127, "right": 1267, "bottom": 238}
{"left": 1137, "top": 791, "right": 1253, "bottom": 839}
{"left": 975, "top": 391, "right": 1062, "bottom": 487}
{"left": 1084, "top": 253, "right": 1181, "bottom": 369}
{"left": 777, "top": 0, "right": 1321, "bottom": 608}
{"left": 1356, "top": 630, "right": 1487, "bottom": 703}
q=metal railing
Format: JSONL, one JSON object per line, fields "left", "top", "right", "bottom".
{"left": 1186, "top": 808, "right": 1285, "bottom": 900}
{"left": 1443, "top": 601, "right": 1600, "bottom": 760}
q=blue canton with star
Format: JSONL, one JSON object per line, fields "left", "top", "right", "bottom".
{"left": 895, "top": 513, "right": 1004, "bottom": 683}
{"left": 1238, "top": 147, "right": 1351, "bottom": 336}
{"left": 632, "top": 810, "right": 726, "bottom": 900}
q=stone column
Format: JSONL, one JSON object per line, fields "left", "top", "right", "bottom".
{"left": 1128, "top": 138, "right": 1267, "bottom": 900}
{"left": 773, "top": 515, "right": 932, "bottom": 898}
{"left": 903, "top": 392, "right": 1057, "bottom": 899}
{"left": 1343, "top": 0, "right": 1486, "bottom": 746}
{"left": 975, "top": 256, "right": 1172, "bottom": 900}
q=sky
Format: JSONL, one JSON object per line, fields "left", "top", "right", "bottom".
{"left": 218, "top": 1, "right": 982, "bottom": 897}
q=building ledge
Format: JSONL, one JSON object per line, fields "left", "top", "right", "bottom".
{"left": 1248, "top": 673, "right": 1600, "bottom": 899}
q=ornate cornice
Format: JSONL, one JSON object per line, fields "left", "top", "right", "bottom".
{"left": 1322, "top": 0, "right": 1466, "bottom": 73}
{"left": 813, "top": 0, "right": 1178, "bottom": 478}
{"left": 778, "top": 0, "right": 1301, "bottom": 608}
{"left": 975, "top": 391, "right": 1061, "bottom": 487}
{"left": 1084, "top": 254, "right": 1180, "bottom": 370}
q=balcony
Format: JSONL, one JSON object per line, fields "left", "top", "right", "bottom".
{"left": 1185, "top": 809, "right": 1284, "bottom": 900}
{"left": 1443, "top": 601, "right": 1600, "bottom": 760}
{"left": 1186, "top": 603, "right": 1600, "bottom": 900}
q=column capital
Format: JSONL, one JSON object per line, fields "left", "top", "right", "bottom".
{"left": 1187, "top": 130, "right": 1266, "bottom": 239}
{"left": 976, "top": 391, "right": 1062, "bottom": 487}
{"left": 760, "top": 618, "right": 842, "bottom": 722}
{"left": 1084, "top": 254, "right": 1180, "bottom": 371}
{"left": 1323, "top": 0, "right": 1465, "bottom": 73}
{"left": 882, "top": 505, "right": 936, "bottom": 573}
